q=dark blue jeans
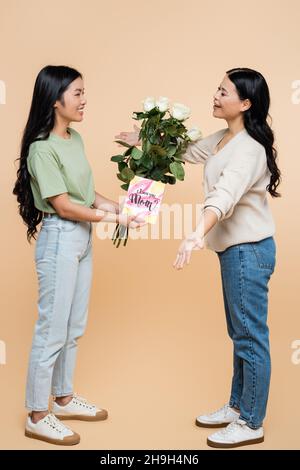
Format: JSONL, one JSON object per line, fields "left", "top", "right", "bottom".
{"left": 216, "top": 236, "right": 276, "bottom": 429}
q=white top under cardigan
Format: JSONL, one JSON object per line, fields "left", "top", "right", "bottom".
{"left": 182, "top": 127, "right": 276, "bottom": 252}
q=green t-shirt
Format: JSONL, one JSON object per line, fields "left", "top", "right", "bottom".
{"left": 27, "top": 127, "right": 95, "bottom": 213}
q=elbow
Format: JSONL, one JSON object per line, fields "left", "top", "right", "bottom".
{"left": 204, "top": 205, "right": 223, "bottom": 221}
{"left": 56, "top": 205, "right": 70, "bottom": 219}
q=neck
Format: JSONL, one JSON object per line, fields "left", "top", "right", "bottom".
{"left": 52, "top": 116, "right": 71, "bottom": 139}
{"left": 225, "top": 116, "right": 245, "bottom": 136}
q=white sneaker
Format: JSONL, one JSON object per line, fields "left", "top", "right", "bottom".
{"left": 52, "top": 394, "right": 108, "bottom": 421}
{"left": 207, "top": 418, "right": 264, "bottom": 448}
{"left": 195, "top": 404, "right": 239, "bottom": 428}
{"left": 25, "top": 413, "right": 80, "bottom": 446}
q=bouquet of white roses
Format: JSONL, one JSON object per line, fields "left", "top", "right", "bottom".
{"left": 111, "top": 96, "right": 202, "bottom": 247}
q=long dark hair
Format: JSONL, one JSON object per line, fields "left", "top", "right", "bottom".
{"left": 226, "top": 67, "right": 281, "bottom": 198}
{"left": 13, "top": 65, "right": 82, "bottom": 243}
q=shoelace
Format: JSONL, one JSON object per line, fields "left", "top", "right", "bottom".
{"left": 209, "top": 404, "right": 230, "bottom": 417}
{"left": 44, "top": 413, "right": 70, "bottom": 434}
{"left": 220, "top": 419, "right": 246, "bottom": 436}
{"left": 72, "top": 393, "right": 95, "bottom": 410}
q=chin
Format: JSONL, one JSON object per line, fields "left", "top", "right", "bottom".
{"left": 213, "top": 109, "right": 225, "bottom": 119}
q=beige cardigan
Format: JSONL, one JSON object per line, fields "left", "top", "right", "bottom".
{"left": 182, "top": 127, "right": 276, "bottom": 252}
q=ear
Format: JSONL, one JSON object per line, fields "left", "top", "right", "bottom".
{"left": 242, "top": 98, "right": 252, "bottom": 112}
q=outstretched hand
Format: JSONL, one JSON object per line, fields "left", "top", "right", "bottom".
{"left": 173, "top": 235, "right": 204, "bottom": 270}
{"left": 115, "top": 124, "right": 141, "bottom": 147}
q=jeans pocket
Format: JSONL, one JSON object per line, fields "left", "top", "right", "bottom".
{"left": 35, "top": 229, "right": 48, "bottom": 262}
{"left": 35, "top": 227, "right": 60, "bottom": 262}
{"left": 250, "top": 237, "right": 276, "bottom": 273}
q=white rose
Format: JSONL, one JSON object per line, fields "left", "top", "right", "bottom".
{"left": 142, "top": 97, "right": 156, "bottom": 112}
{"left": 156, "top": 96, "right": 169, "bottom": 112}
{"left": 170, "top": 103, "right": 191, "bottom": 121}
{"left": 186, "top": 127, "right": 202, "bottom": 141}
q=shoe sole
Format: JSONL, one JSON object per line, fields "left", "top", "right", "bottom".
{"left": 207, "top": 436, "right": 264, "bottom": 448}
{"left": 25, "top": 429, "right": 80, "bottom": 446}
{"left": 55, "top": 410, "right": 108, "bottom": 422}
{"left": 195, "top": 419, "right": 230, "bottom": 428}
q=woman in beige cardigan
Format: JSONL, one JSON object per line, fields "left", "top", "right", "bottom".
{"left": 116, "top": 67, "right": 281, "bottom": 448}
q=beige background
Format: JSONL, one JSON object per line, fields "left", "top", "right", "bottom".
{"left": 1, "top": 0, "right": 300, "bottom": 450}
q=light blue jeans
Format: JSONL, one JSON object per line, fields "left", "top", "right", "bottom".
{"left": 216, "top": 236, "right": 276, "bottom": 429}
{"left": 25, "top": 214, "right": 93, "bottom": 411}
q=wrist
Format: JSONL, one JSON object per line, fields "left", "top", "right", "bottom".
{"left": 186, "top": 232, "right": 203, "bottom": 242}
{"left": 117, "top": 213, "right": 129, "bottom": 225}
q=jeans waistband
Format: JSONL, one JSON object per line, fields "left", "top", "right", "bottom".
{"left": 42, "top": 212, "right": 74, "bottom": 222}
{"left": 43, "top": 212, "right": 57, "bottom": 218}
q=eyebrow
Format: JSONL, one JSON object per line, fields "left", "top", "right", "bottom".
{"left": 74, "top": 88, "right": 85, "bottom": 92}
{"left": 219, "top": 85, "right": 228, "bottom": 93}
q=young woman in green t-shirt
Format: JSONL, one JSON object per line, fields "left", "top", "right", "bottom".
{"left": 13, "top": 65, "right": 144, "bottom": 446}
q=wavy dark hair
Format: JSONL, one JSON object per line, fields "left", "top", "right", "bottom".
{"left": 13, "top": 65, "right": 82, "bottom": 243}
{"left": 226, "top": 67, "right": 281, "bottom": 198}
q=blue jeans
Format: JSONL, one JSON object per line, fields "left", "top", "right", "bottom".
{"left": 216, "top": 236, "right": 276, "bottom": 429}
{"left": 25, "top": 214, "right": 93, "bottom": 411}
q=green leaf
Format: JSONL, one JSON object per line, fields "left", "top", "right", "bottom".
{"left": 124, "top": 146, "right": 134, "bottom": 156}
{"left": 135, "top": 170, "right": 148, "bottom": 177}
{"left": 118, "top": 162, "right": 127, "bottom": 172}
{"left": 149, "top": 134, "right": 160, "bottom": 145}
{"left": 164, "top": 125, "right": 177, "bottom": 137}
{"left": 157, "top": 158, "right": 169, "bottom": 169}
{"left": 144, "top": 140, "right": 152, "bottom": 153}
{"left": 167, "top": 145, "right": 177, "bottom": 157}
{"left": 148, "top": 108, "right": 160, "bottom": 117}
{"left": 133, "top": 111, "right": 149, "bottom": 120}
{"left": 173, "top": 155, "right": 184, "bottom": 162}
{"left": 121, "top": 183, "right": 129, "bottom": 191}
{"left": 166, "top": 175, "right": 176, "bottom": 185}
{"left": 111, "top": 155, "right": 125, "bottom": 162}
{"left": 140, "top": 155, "right": 154, "bottom": 170}
{"left": 150, "top": 168, "right": 164, "bottom": 181}
{"left": 114, "top": 140, "right": 132, "bottom": 148}
{"left": 129, "top": 159, "right": 138, "bottom": 171}
{"left": 131, "top": 147, "right": 143, "bottom": 160}
{"left": 170, "top": 162, "right": 185, "bottom": 181}
{"left": 151, "top": 145, "right": 167, "bottom": 157}
{"left": 117, "top": 172, "right": 128, "bottom": 183}
{"left": 121, "top": 167, "right": 135, "bottom": 182}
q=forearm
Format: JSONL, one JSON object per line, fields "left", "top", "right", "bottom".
{"left": 203, "top": 208, "right": 219, "bottom": 236}
{"left": 92, "top": 191, "right": 120, "bottom": 213}
{"left": 192, "top": 208, "right": 219, "bottom": 239}
{"left": 60, "top": 201, "right": 119, "bottom": 223}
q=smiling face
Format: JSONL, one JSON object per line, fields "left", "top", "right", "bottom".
{"left": 213, "top": 74, "right": 251, "bottom": 121}
{"left": 54, "top": 76, "right": 87, "bottom": 124}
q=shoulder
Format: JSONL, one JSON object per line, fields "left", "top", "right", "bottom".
{"left": 29, "top": 139, "right": 51, "bottom": 155}
{"left": 27, "top": 141, "right": 60, "bottom": 171}
{"left": 237, "top": 130, "right": 265, "bottom": 154}
{"left": 231, "top": 131, "right": 267, "bottom": 170}
{"left": 28, "top": 139, "right": 53, "bottom": 159}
